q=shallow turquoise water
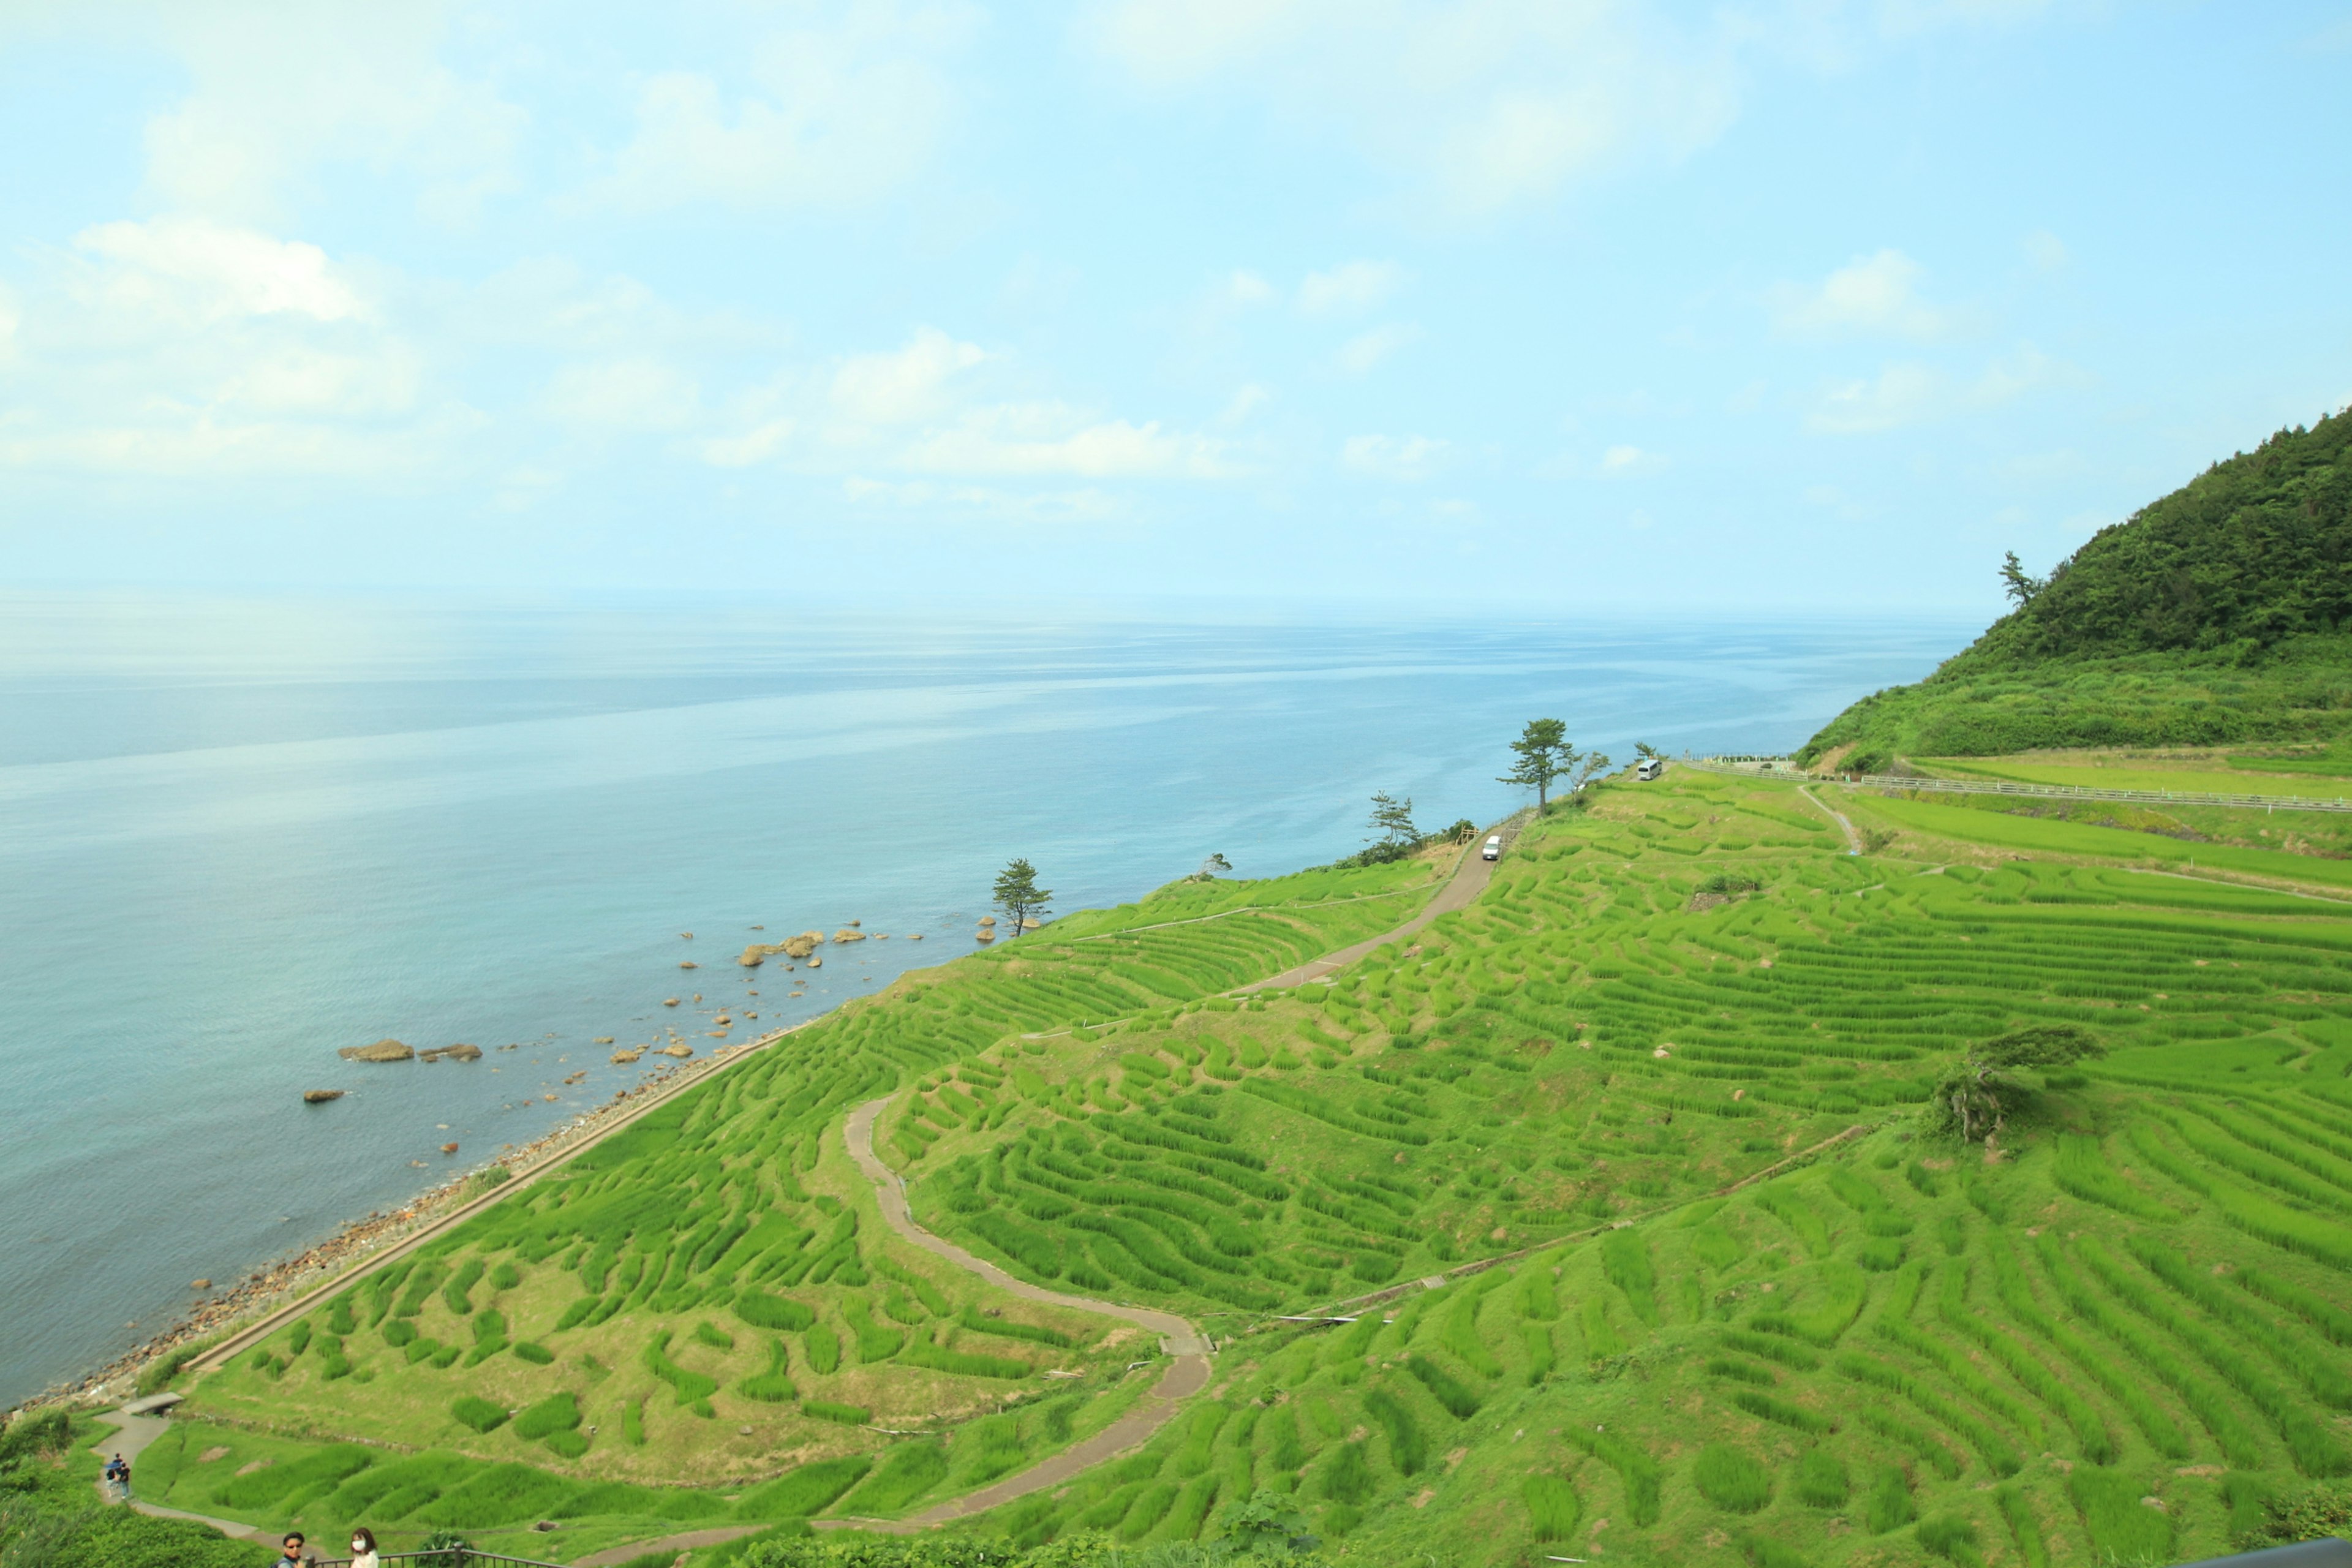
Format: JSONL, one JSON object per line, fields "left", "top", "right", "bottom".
{"left": 0, "top": 595, "right": 1966, "bottom": 1404}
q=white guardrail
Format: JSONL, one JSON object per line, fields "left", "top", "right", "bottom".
{"left": 1684, "top": 757, "right": 2352, "bottom": 815}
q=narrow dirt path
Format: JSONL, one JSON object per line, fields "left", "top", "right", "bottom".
{"left": 823, "top": 1096, "right": 1213, "bottom": 1533}
{"left": 1799, "top": 785, "right": 1864, "bottom": 854}
{"left": 1243, "top": 810, "right": 1529, "bottom": 992}
{"left": 576, "top": 1524, "right": 764, "bottom": 1565}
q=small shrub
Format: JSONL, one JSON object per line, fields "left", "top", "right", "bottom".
{"left": 1866, "top": 1466, "right": 1915, "bottom": 1533}
{"left": 1523, "top": 1474, "right": 1580, "bottom": 1540}
{"left": 512, "top": 1340, "right": 554, "bottom": 1365}
{"left": 451, "top": 1396, "right": 508, "bottom": 1434}
{"left": 1694, "top": 1444, "right": 1771, "bottom": 1513}
{"left": 513, "top": 1390, "right": 581, "bottom": 1440}
{"left": 1795, "top": 1449, "right": 1850, "bottom": 1509}
{"left": 805, "top": 1401, "right": 870, "bottom": 1425}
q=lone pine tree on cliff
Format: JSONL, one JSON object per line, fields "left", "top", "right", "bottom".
{"left": 993, "top": 858, "right": 1051, "bottom": 938}
{"left": 1502, "top": 718, "right": 1571, "bottom": 813}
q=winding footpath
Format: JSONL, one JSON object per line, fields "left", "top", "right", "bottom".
{"left": 95, "top": 821, "right": 1518, "bottom": 1551}
{"left": 821, "top": 1095, "right": 1213, "bottom": 1534}
{"left": 819, "top": 822, "right": 1524, "bottom": 1531}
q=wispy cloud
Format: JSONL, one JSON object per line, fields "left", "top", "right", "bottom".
{"left": 1773, "top": 249, "right": 1950, "bottom": 340}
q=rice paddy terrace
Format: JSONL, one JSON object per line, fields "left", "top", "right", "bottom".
{"left": 135, "top": 770, "right": 2352, "bottom": 1567}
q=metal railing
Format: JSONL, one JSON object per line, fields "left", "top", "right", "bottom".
{"left": 311, "top": 1553, "right": 565, "bottom": 1567}
{"left": 1845, "top": 771, "right": 2352, "bottom": 814}
{"left": 1686, "top": 756, "right": 2352, "bottom": 815}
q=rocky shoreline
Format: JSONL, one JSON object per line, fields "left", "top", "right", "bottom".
{"left": 28, "top": 1052, "right": 729, "bottom": 1414}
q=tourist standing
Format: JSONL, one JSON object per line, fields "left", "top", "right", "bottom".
{"left": 275, "top": 1531, "right": 309, "bottom": 1566}
{"left": 348, "top": 1526, "right": 382, "bottom": 1568}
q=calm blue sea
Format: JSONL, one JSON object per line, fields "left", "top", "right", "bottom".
{"left": 0, "top": 595, "right": 1970, "bottom": 1406}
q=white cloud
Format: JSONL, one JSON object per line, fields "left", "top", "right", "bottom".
{"left": 2022, "top": 230, "right": 2068, "bottom": 271}
{"left": 1773, "top": 249, "right": 1948, "bottom": 339}
{"left": 1298, "top": 260, "right": 1403, "bottom": 316}
{"left": 1, "top": 2, "right": 529, "bottom": 226}
{"left": 541, "top": 358, "right": 701, "bottom": 431}
{"left": 1080, "top": 0, "right": 1743, "bottom": 216}
{"left": 692, "top": 418, "right": 798, "bottom": 469}
{"left": 1809, "top": 362, "right": 1944, "bottom": 433}
{"left": 907, "top": 405, "right": 1234, "bottom": 478}
{"left": 1343, "top": 432, "right": 1450, "bottom": 480}
{"left": 0, "top": 214, "right": 462, "bottom": 474}
{"left": 1600, "top": 443, "right": 1660, "bottom": 474}
{"left": 1226, "top": 270, "right": 1277, "bottom": 306}
{"left": 72, "top": 217, "right": 366, "bottom": 327}
{"left": 842, "top": 476, "right": 1124, "bottom": 522}
{"left": 578, "top": 3, "right": 976, "bottom": 213}
{"left": 1808, "top": 343, "right": 2077, "bottom": 434}
{"left": 830, "top": 327, "right": 987, "bottom": 425}
{"left": 1218, "top": 383, "right": 1272, "bottom": 425}
{"left": 1335, "top": 323, "right": 1420, "bottom": 374}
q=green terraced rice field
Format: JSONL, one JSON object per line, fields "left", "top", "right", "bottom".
{"left": 159, "top": 769, "right": 2352, "bottom": 1566}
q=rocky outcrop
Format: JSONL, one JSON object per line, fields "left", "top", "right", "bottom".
{"left": 663, "top": 997, "right": 680, "bottom": 1007}
{"left": 440, "top": 1142, "right": 459, "bottom": 1155}
{"left": 806, "top": 956, "right": 822, "bottom": 968}
{"left": 420, "top": 1044, "right": 483, "bottom": 1063}
{"left": 975, "top": 929, "right": 995, "bottom": 943}
{"left": 905, "top": 933, "right": 924, "bottom": 941}
{"left": 658, "top": 1044, "right": 694, "bottom": 1058}
{"left": 782, "top": 931, "right": 823, "bottom": 959}
{"left": 679, "top": 960, "right": 699, "bottom": 970}
{"left": 978, "top": 916, "right": 997, "bottom": 927}
{"left": 611, "top": 1047, "right": 645, "bottom": 1064}
{"left": 832, "top": 929, "right": 866, "bottom": 943}
{"left": 301, "top": 1090, "right": 345, "bottom": 1104}
{"left": 593, "top": 1036, "right": 614, "bottom": 1044}
{"left": 337, "top": 1039, "right": 414, "bottom": 1063}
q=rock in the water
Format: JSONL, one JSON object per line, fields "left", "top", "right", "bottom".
{"left": 679, "top": 960, "right": 699, "bottom": 970}
{"left": 658, "top": 1044, "right": 694, "bottom": 1058}
{"left": 680, "top": 932, "right": 693, "bottom": 940}
{"left": 846, "top": 919, "right": 861, "bottom": 928}
{"left": 978, "top": 916, "right": 997, "bottom": 927}
{"left": 593, "top": 1036, "right": 614, "bottom": 1044}
{"left": 611, "top": 1047, "right": 645, "bottom": 1064}
{"left": 440, "top": 1142, "right": 459, "bottom": 1154}
{"left": 832, "top": 929, "right": 866, "bottom": 943}
{"left": 1022, "top": 918, "right": 1041, "bottom": 929}
{"left": 905, "top": 933, "right": 924, "bottom": 940}
{"left": 975, "top": 929, "right": 995, "bottom": 943}
{"left": 737, "top": 946, "right": 767, "bottom": 967}
{"left": 190, "top": 1279, "right": 212, "bottom": 1291}
{"left": 782, "top": 932, "right": 821, "bottom": 959}
{"left": 302, "top": 1089, "right": 345, "bottom": 1104}
{"left": 419, "top": 1043, "right": 483, "bottom": 1063}
{"left": 337, "top": 1039, "right": 415, "bottom": 1063}
{"left": 806, "top": 956, "right": 822, "bottom": 968}
{"left": 663, "top": 997, "right": 681, "bottom": 1007}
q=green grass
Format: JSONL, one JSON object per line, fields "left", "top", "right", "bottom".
{"left": 165, "top": 766, "right": 2352, "bottom": 1567}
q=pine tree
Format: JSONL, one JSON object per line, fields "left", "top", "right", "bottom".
{"left": 992, "top": 859, "right": 1052, "bottom": 938}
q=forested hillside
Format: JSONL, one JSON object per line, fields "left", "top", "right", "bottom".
{"left": 1803, "top": 409, "right": 2352, "bottom": 763}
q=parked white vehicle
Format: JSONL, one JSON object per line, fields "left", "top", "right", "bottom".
{"left": 1636, "top": 758, "right": 1665, "bottom": 781}
{"left": 1482, "top": 834, "right": 1503, "bottom": 861}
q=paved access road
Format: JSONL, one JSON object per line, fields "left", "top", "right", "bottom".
{"left": 1244, "top": 811, "right": 1529, "bottom": 992}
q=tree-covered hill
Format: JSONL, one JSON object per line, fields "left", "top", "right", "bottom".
{"left": 1802, "top": 408, "right": 2352, "bottom": 764}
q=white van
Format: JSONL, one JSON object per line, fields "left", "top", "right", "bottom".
{"left": 1482, "top": 834, "right": 1503, "bottom": 861}
{"left": 1636, "top": 758, "right": 1664, "bottom": 782}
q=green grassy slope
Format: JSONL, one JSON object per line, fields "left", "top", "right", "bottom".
{"left": 894, "top": 771, "right": 2352, "bottom": 1566}
{"left": 97, "top": 770, "right": 2352, "bottom": 1567}
{"left": 136, "top": 855, "right": 1446, "bottom": 1558}
{"left": 1801, "top": 408, "right": 2352, "bottom": 762}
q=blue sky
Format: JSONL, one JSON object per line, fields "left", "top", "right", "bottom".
{"left": 1, "top": 1, "right": 2347, "bottom": 613}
